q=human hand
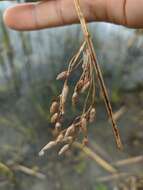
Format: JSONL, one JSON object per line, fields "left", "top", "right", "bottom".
{"left": 3, "top": 0, "right": 143, "bottom": 31}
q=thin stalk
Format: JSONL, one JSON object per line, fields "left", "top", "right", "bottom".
{"left": 74, "top": 0, "right": 122, "bottom": 149}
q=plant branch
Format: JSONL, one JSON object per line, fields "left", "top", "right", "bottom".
{"left": 74, "top": 0, "right": 123, "bottom": 149}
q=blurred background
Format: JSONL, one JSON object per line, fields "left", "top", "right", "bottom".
{"left": 0, "top": 1, "right": 143, "bottom": 190}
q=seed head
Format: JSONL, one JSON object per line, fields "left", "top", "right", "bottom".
{"left": 61, "top": 84, "right": 69, "bottom": 114}
{"left": 56, "top": 71, "right": 69, "bottom": 80}
{"left": 51, "top": 113, "right": 58, "bottom": 124}
{"left": 56, "top": 133, "right": 64, "bottom": 143}
{"left": 81, "top": 117, "right": 88, "bottom": 136}
{"left": 50, "top": 101, "right": 59, "bottom": 114}
{"left": 39, "top": 141, "right": 57, "bottom": 156}
{"left": 81, "top": 81, "right": 90, "bottom": 93}
{"left": 89, "top": 108, "right": 96, "bottom": 123}
{"left": 58, "top": 144, "right": 70, "bottom": 156}
{"left": 76, "top": 80, "right": 84, "bottom": 92}
{"left": 65, "top": 124, "right": 75, "bottom": 137}
{"left": 62, "top": 84, "right": 69, "bottom": 103}
{"left": 82, "top": 50, "right": 89, "bottom": 70}
{"left": 72, "top": 92, "right": 78, "bottom": 106}
{"left": 55, "top": 122, "right": 62, "bottom": 130}
{"left": 63, "top": 136, "right": 73, "bottom": 144}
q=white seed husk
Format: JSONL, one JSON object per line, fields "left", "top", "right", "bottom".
{"left": 55, "top": 122, "right": 62, "bottom": 130}
{"left": 56, "top": 71, "right": 68, "bottom": 80}
{"left": 58, "top": 144, "right": 70, "bottom": 156}
{"left": 39, "top": 141, "right": 57, "bottom": 156}
{"left": 62, "top": 84, "right": 69, "bottom": 102}
{"left": 61, "top": 84, "right": 69, "bottom": 114}
{"left": 89, "top": 108, "right": 96, "bottom": 123}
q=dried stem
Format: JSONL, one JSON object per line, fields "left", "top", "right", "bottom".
{"left": 74, "top": 0, "right": 123, "bottom": 149}
{"left": 39, "top": 0, "right": 123, "bottom": 157}
{"left": 74, "top": 142, "right": 117, "bottom": 173}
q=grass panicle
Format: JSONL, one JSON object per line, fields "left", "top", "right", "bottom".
{"left": 39, "top": 0, "right": 123, "bottom": 157}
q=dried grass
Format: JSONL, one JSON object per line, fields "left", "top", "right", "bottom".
{"left": 39, "top": 0, "right": 123, "bottom": 157}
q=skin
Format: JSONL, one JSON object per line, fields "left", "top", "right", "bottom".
{"left": 3, "top": 0, "right": 143, "bottom": 31}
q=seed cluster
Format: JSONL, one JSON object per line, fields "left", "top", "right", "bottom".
{"left": 39, "top": 42, "right": 97, "bottom": 156}
{"left": 39, "top": 0, "right": 123, "bottom": 157}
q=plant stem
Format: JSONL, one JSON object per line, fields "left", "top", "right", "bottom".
{"left": 74, "top": 0, "right": 123, "bottom": 149}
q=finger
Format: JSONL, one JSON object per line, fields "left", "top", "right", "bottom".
{"left": 103, "top": 0, "right": 143, "bottom": 28}
{"left": 3, "top": 0, "right": 143, "bottom": 31}
{"left": 3, "top": 0, "right": 95, "bottom": 31}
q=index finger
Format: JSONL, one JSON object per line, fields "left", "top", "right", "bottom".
{"left": 4, "top": 0, "right": 143, "bottom": 31}
{"left": 3, "top": 0, "right": 94, "bottom": 30}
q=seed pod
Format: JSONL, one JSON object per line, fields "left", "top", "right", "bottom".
{"left": 65, "top": 124, "right": 75, "bottom": 137}
{"left": 56, "top": 71, "right": 69, "bottom": 80}
{"left": 50, "top": 101, "right": 59, "bottom": 114}
{"left": 81, "top": 81, "right": 90, "bottom": 93}
{"left": 39, "top": 141, "right": 57, "bottom": 156}
{"left": 61, "top": 84, "right": 69, "bottom": 114}
{"left": 76, "top": 80, "right": 84, "bottom": 92}
{"left": 51, "top": 113, "right": 58, "bottom": 124}
{"left": 82, "top": 137, "right": 89, "bottom": 146}
{"left": 81, "top": 117, "right": 88, "bottom": 137}
{"left": 89, "top": 108, "right": 96, "bottom": 123}
{"left": 63, "top": 136, "right": 73, "bottom": 144}
{"left": 58, "top": 144, "right": 70, "bottom": 156}
{"left": 55, "top": 122, "right": 62, "bottom": 130}
{"left": 56, "top": 133, "right": 64, "bottom": 143}
{"left": 72, "top": 92, "right": 78, "bottom": 106}
{"left": 62, "top": 84, "right": 69, "bottom": 103}
{"left": 82, "top": 51, "right": 88, "bottom": 69}
{"left": 54, "top": 123, "right": 62, "bottom": 136}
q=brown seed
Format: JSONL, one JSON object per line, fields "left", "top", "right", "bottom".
{"left": 61, "top": 84, "right": 69, "bottom": 114}
{"left": 39, "top": 141, "right": 57, "bottom": 156}
{"left": 50, "top": 101, "right": 59, "bottom": 114}
{"left": 55, "top": 122, "right": 62, "bottom": 130}
{"left": 81, "top": 81, "right": 90, "bottom": 93}
{"left": 81, "top": 117, "right": 88, "bottom": 136}
{"left": 58, "top": 144, "right": 70, "bottom": 156}
{"left": 54, "top": 122, "right": 62, "bottom": 136}
{"left": 56, "top": 133, "right": 64, "bottom": 143}
{"left": 65, "top": 124, "right": 75, "bottom": 137}
{"left": 76, "top": 80, "right": 84, "bottom": 92}
{"left": 89, "top": 108, "right": 96, "bottom": 123}
{"left": 82, "top": 137, "right": 89, "bottom": 146}
{"left": 51, "top": 113, "right": 58, "bottom": 124}
{"left": 63, "top": 136, "right": 73, "bottom": 144}
{"left": 72, "top": 92, "right": 78, "bottom": 106}
{"left": 56, "top": 71, "right": 69, "bottom": 80}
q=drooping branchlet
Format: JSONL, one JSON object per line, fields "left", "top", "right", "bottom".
{"left": 39, "top": 0, "right": 123, "bottom": 157}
